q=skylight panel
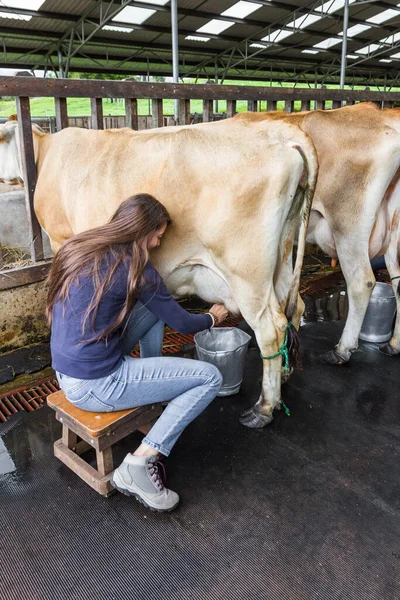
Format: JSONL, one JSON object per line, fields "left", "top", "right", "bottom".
{"left": 112, "top": 6, "right": 155, "bottom": 25}
{"left": 354, "top": 31, "right": 400, "bottom": 56}
{"left": 272, "top": 29, "right": 294, "bottom": 43}
{"left": 356, "top": 43, "right": 381, "bottom": 54}
{"left": 2, "top": 0, "right": 44, "bottom": 9}
{"left": 340, "top": 24, "right": 371, "bottom": 37}
{"left": 316, "top": 0, "right": 356, "bottom": 15}
{"left": 185, "top": 35, "right": 210, "bottom": 42}
{"left": 0, "top": 11, "right": 30, "bottom": 20}
{"left": 380, "top": 59, "right": 393, "bottom": 62}
{"left": 302, "top": 49, "right": 319, "bottom": 54}
{"left": 287, "top": 13, "right": 322, "bottom": 30}
{"left": 196, "top": 19, "right": 235, "bottom": 35}
{"left": 261, "top": 29, "right": 293, "bottom": 43}
{"left": 221, "top": 1, "right": 262, "bottom": 19}
{"left": 0, "top": 0, "right": 45, "bottom": 20}
{"left": 103, "top": 25, "right": 133, "bottom": 33}
{"left": 347, "top": 54, "right": 359, "bottom": 59}
{"left": 380, "top": 32, "right": 400, "bottom": 45}
{"left": 367, "top": 8, "right": 399, "bottom": 25}
{"left": 390, "top": 52, "right": 400, "bottom": 59}
{"left": 313, "top": 37, "right": 341, "bottom": 49}
{"left": 133, "top": 0, "right": 169, "bottom": 4}
{"left": 250, "top": 43, "right": 268, "bottom": 49}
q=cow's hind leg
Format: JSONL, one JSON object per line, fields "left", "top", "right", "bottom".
{"left": 380, "top": 232, "right": 400, "bottom": 356}
{"left": 227, "top": 281, "right": 289, "bottom": 429}
{"left": 321, "top": 236, "right": 375, "bottom": 364}
{"left": 239, "top": 308, "right": 285, "bottom": 428}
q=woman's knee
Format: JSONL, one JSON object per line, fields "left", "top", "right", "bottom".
{"left": 204, "top": 363, "right": 223, "bottom": 390}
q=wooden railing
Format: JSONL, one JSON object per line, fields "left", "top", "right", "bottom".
{"left": 1, "top": 76, "right": 400, "bottom": 291}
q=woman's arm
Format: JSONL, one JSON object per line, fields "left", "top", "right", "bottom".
{"left": 137, "top": 266, "right": 215, "bottom": 334}
{"left": 138, "top": 282, "right": 213, "bottom": 334}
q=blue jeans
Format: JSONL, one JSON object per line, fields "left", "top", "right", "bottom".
{"left": 56, "top": 302, "right": 222, "bottom": 456}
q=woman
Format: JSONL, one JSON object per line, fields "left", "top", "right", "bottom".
{"left": 47, "top": 193, "right": 228, "bottom": 512}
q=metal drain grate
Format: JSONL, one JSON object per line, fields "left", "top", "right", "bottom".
{"left": 0, "top": 316, "right": 242, "bottom": 423}
{"left": 0, "top": 377, "right": 59, "bottom": 423}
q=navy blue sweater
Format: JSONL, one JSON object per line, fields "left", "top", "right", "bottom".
{"left": 51, "top": 260, "right": 212, "bottom": 379}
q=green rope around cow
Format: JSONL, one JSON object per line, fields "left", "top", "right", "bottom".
{"left": 260, "top": 321, "right": 293, "bottom": 416}
{"left": 391, "top": 275, "right": 400, "bottom": 282}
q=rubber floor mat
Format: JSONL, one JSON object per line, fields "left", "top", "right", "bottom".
{"left": 0, "top": 321, "right": 399, "bottom": 599}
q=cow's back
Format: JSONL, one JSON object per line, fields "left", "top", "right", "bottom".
{"left": 34, "top": 119, "right": 313, "bottom": 253}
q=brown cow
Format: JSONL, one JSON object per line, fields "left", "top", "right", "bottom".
{"left": 234, "top": 103, "right": 400, "bottom": 363}
{"left": 0, "top": 116, "right": 317, "bottom": 428}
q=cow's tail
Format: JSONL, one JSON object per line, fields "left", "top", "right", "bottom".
{"left": 285, "top": 141, "right": 318, "bottom": 368}
{"left": 397, "top": 238, "right": 400, "bottom": 296}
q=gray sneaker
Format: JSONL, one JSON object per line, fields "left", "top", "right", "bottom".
{"left": 110, "top": 454, "right": 180, "bottom": 512}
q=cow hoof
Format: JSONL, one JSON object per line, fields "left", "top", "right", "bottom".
{"left": 239, "top": 408, "right": 273, "bottom": 428}
{"left": 379, "top": 342, "right": 399, "bottom": 356}
{"left": 320, "top": 349, "right": 347, "bottom": 365}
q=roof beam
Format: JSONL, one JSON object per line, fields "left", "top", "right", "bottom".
{"left": 2, "top": 29, "right": 397, "bottom": 76}
{"left": 0, "top": 61, "right": 387, "bottom": 86}
{"left": 0, "top": 20, "right": 395, "bottom": 59}
{"left": 0, "top": 3, "right": 266, "bottom": 29}
{"left": 0, "top": 2, "right": 398, "bottom": 39}
{"left": 2, "top": 42, "right": 396, "bottom": 81}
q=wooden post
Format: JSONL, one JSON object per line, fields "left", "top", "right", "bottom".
{"left": 203, "top": 99, "right": 213, "bottom": 122}
{"left": 284, "top": 100, "right": 294, "bottom": 113}
{"left": 178, "top": 98, "right": 190, "bottom": 125}
{"left": 125, "top": 98, "right": 138, "bottom": 130}
{"left": 332, "top": 100, "right": 341, "bottom": 109}
{"left": 152, "top": 98, "right": 163, "bottom": 128}
{"left": 55, "top": 97, "right": 68, "bottom": 130}
{"left": 226, "top": 99, "right": 237, "bottom": 118}
{"left": 315, "top": 99, "right": 325, "bottom": 110}
{"left": 300, "top": 100, "right": 310, "bottom": 112}
{"left": 91, "top": 97, "right": 103, "bottom": 129}
{"left": 247, "top": 100, "right": 257, "bottom": 112}
{"left": 16, "top": 96, "right": 44, "bottom": 262}
{"left": 266, "top": 100, "right": 277, "bottom": 112}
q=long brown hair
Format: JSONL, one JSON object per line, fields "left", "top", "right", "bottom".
{"left": 46, "top": 193, "right": 171, "bottom": 341}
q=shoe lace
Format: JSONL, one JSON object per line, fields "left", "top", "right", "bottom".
{"left": 148, "top": 458, "right": 166, "bottom": 491}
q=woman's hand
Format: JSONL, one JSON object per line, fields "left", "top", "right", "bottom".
{"left": 209, "top": 303, "right": 229, "bottom": 325}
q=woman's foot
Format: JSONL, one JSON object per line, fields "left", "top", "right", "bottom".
{"left": 110, "top": 454, "right": 179, "bottom": 512}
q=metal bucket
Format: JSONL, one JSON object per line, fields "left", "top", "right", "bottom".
{"left": 194, "top": 327, "right": 251, "bottom": 396}
{"left": 359, "top": 282, "right": 397, "bottom": 343}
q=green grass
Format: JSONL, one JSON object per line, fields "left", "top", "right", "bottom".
{"left": 0, "top": 96, "right": 262, "bottom": 117}
{"left": 0, "top": 78, "right": 398, "bottom": 118}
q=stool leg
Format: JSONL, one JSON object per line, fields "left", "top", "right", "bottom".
{"left": 96, "top": 447, "right": 114, "bottom": 476}
{"left": 62, "top": 424, "right": 78, "bottom": 450}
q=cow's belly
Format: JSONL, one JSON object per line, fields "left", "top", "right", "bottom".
{"left": 306, "top": 210, "right": 337, "bottom": 258}
{"left": 165, "top": 263, "right": 240, "bottom": 314}
{"left": 369, "top": 207, "right": 391, "bottom": 258}
{"left": 307, "top": 206, "right": 394, "bottom": 260}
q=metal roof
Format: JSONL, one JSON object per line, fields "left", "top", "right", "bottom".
{"left": 1, "top": 1, "right": 400, "bottom": 87}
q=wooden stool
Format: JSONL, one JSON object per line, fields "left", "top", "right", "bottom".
{"left": 47, "top": 390, "right": 162, "bottom": 497}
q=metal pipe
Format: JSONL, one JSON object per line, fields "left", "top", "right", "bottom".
{"left": 214, "top": 58, "right": 218, "bottom": 114}
{"left": 58, "top": 49, "right": 63, "bottom": 78}
{"left": 171, "top": 0, "right": 179, "bottom": 122}
{"left": 340, "top": 0, "right": 349, "bottom": 90}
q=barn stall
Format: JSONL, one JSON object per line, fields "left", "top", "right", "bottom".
{"left": 0, "top": 77, "right": 399, "bottom": 600}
